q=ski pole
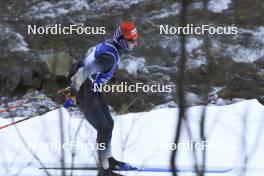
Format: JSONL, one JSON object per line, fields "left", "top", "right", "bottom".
{"left": 0, "top": 87, "right": 70, "bottom": 113}
{"left": 0, "top": 105, "right": 63, "bottom": 130}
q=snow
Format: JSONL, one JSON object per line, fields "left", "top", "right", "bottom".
{"left": 186, "top": 38, "right": 203, "bottom": 54}
{"left": 0, "top": 26, "right": 29, "bottom": 52}
{"left": 26, "top": 0, "right": 90, "bottom": 20}
{"left": 120, "top": 57, "right": 146, "bottom": 75}
{"left": 160, "top": 36, "right": 180, "bottom": 53}
{"left": 0, "top": 99, "right": 264, "bottom": 175}
{"left": 230, "top": 27, "right": 264, "bottom": 63}
{"left": 187, "top": 55, "right": 207, "bottom": 68}
{"left": 212, "top": 26, "right": 264, "bottom": 63}
{"left": 208, "top": 0, "right": 231, "bottom": 13}
{"left": 26, "top": 1, "right": 56, "bottom": 19}
{"left": 253, "top": 27, "right": 264, "bottom": 45}
{"left": 190, "top": 2, "right": 203, "bottom": 10}
{"left": 227, "top": 45, "right": 263, "bottom": 63}
{"left": 0, "top": 92, "right": 57, "bottom": 119}
{"left": 190, "top": 0, "right": 231, "bottom": 13}
{"left": 149, "top": 3, "right": 180, "bottom": 20}
{"left": 185, "top": 92, "right": 203, "bottom": 106}
{"left": 129, "top": 0, "right": 152, "bottom": 5}
{"left": 90, "top": 0, "right": 131, "bottom": 10}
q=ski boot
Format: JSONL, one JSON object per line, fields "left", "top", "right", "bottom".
{"left": 108, "top": 157, "right": 137, "bottom": 171}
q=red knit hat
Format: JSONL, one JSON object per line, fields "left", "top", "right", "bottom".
{"left": 120, "top": 21, "right": 138, "bottom": 40}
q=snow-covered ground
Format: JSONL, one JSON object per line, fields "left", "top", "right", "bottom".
{"left": 0, "top": 99, "right": 264, "bottom": 176}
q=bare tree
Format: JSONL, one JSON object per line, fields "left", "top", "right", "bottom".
{"left": 170, "top": 1, "right": 190, "bottom": 176}
{"left": 58, "top": 108, "right": 66, "bottom": 176}
{"left": 14, "top": 123, "right": 51, "bottom": 176}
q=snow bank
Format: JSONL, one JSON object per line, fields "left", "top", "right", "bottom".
{"left": 0, "top": 99, "right": 264, "bottom": 175}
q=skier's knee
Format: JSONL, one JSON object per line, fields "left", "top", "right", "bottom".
{"left": 98, "top": 123, "right": 113, "bottom": 134}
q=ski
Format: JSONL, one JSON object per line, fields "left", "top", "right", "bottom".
{"left": 39, "top": 166, "right": 233, "bottom": 173}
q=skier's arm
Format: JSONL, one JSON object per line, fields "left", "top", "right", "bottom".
{"left": 71, "top": 54, "right": 115, "bottom": 91}
{"left": 84, "top": 54, "right": 115, "bottom": 80}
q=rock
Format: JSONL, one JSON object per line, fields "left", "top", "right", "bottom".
{"left": 257, "top": 96, "right": 264, "bottom": 105}
{"left": 0, "top": 53, "right": 50, "bottom": 96}
{"left": 40, "top": 52, "right": 73, "bottom": 77}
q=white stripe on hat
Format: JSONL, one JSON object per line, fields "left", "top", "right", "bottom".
{"left": 131, "top": 28, "right": 137, "bottom": 34}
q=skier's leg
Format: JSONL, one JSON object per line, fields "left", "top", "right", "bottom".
{"left": 97, "top": 95, "right": 114, "bottom": 158}
{"left": 77, "top": 84, "right": 113, "bottom": 169}
{"left": 98, "top": 95, "right": 137, "bottom": 171}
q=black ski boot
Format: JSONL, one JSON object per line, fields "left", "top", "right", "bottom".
{"left": 97, "top": 168, "right": 124, "bottom": 176}
{"left": 108, "top": 157, "right": 137, "bottom": 171}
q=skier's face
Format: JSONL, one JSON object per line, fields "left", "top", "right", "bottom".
{"left": 127, "top": 39, "right": 138, "bottom": 50}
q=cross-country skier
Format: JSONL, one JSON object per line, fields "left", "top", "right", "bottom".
{"left": 64, "top": 21, "right": 138, "bottom": 176}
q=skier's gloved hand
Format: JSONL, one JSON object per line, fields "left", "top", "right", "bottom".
{"left": 63, "top": 96, "right": 76, "bottom": 108}
{"left": 69, "top": 84, "right": 78, "bottom": 96}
